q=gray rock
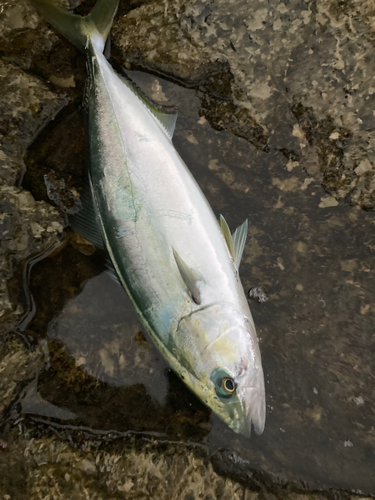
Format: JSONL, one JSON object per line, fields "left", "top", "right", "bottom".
{"left": 113, "top": 0, "right": 375, "bottom": 210}
{"left": 0, "top": 55, "right": 66, "bottom": 326}
{"left": 0, "top": 337, "right": 43, "bottom": 417}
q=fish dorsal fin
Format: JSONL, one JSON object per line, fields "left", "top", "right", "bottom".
{"left": 68, "top": 178, "right": 105, "bottom": 250}
{"left": 117, "top": 73, "right": 178, "bottom": 139}
{"left": 173, "top": 248, "right": 203, "bottom": 304}
{"left": 220, "top": 215, "right": 248, "bottom": 270}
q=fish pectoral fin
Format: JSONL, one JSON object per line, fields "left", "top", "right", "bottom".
{"left": 172, "top": 248, "right": 203, "bottom": 304}
{"left": 68, "top": 178, "right": 105, "bottom": 250}
{"left": 220, "top": 215, "right": 248, "bottom": 270}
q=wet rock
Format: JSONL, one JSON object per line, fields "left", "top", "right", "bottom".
{"left": 69, "top": 231, "right": 97, "bottom": 256}
{"left": 0, "top": 60, "right": 67, "bottom": 185}
{"left": 0, "top": 0, "right": 82, "bottom": 42}
{"left": 0, "top": 0, "right": 84, "bottom": 71}
{"left": 0, "top": 336, "right": 43, "bottom": 418}
{"left": 112, "top": 1, "right": 212, "bottom": 80}
{"left": 113, "top": 0, "right": 375, "bottom": 210}
{"left": 0, "top": 0, "right": 40, "bottom": 43}
{"left": 0, "top": 185, "right": 64, "bottom": 324}
{"left": 45, "top": 273, "right": 166, "bottom": 394}
{"left": 23, "top": 107, "right": 86, "bottom": 209}
{"left": 0, "top": 56, "right": 66, "bottom": 327}
{"left": 43, "top": 171, "right": 82, "bottom": 214}
{"left": 0, "top": 436, "right": 248, "bottom": 499}
{"left": 0, "top": 433, "right": 357, "bottom": 500}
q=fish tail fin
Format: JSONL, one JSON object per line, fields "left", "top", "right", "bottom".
{"left": 29, "top": 0, "right": 119, "bottom": 53}
{"left": 88, "top": 0, "right": 119, "bottom": 49}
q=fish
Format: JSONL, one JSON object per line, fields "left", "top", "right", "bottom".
{"left": 29, "top": 0, "right": 266, "bottom": 437}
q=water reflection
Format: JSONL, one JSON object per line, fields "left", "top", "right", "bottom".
{"left": 47, "top": 272, "right": 168, "bottom": 404}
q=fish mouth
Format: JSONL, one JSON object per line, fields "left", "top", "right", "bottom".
{"left": 227, "top": 386, "right": 266, "bottom": 438}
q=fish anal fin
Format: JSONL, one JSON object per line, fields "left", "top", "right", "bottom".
{"left": 173, "top": 248, "right": 203, "bottom": 304}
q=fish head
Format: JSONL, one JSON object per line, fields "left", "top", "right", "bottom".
{"left": 173, "top": 302, "right": 265, "bottom": 437}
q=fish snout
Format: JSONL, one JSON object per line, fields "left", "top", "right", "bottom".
{"left": 235, "top": 385, "right": 266, "bottom": 437}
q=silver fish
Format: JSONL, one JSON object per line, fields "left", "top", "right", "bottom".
{"left": 30, "top": 0, "right": 266, "bottom": 436}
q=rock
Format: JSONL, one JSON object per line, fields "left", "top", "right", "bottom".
{"left": 0, "top": 434, "right": 348, "bottom": 500}
{"left": 113, "top": 0, "right": 375, "bottom": 210}
{"left": 0, "top": 60, "right": 67, "bottom": 185}
{"left": 0, "top": 336, "right": 43, "bottom": 417}
{"left": 0, "top": 58, "right": 66, "bottom": 327}
{"left": 0, "top": 185, "right": 64, "bottom": 324}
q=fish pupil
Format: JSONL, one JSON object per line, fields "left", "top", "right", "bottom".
{"left": 223, "top": 378, "right": 235, "bottom": 393}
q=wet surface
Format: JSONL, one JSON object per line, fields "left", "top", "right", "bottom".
{"left": 1, "top": 0, "right": 375, "bottom": 498}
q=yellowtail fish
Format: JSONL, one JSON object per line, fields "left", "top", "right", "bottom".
{"left": 30, "top": 0, "right": 266, "bottom": 436}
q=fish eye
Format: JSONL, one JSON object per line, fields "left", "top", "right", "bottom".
{"left": 210, "top": 368, "right": 236, "bottom": 399}
{"left": 222, "top": 377, "right": 236, "bottom": 394}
